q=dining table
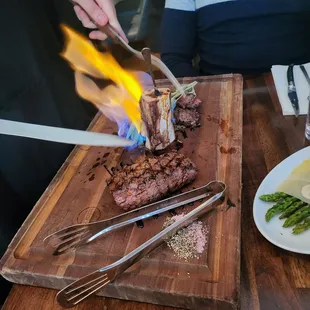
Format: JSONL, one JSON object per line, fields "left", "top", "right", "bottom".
{"left": 2, "top": 73, "right": 310, "bottom": 310}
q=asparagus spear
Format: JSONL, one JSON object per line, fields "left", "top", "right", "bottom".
{"left": 259, "top": 192, "right": 289, "bottom": 202}
{"left": 265, "top": 197, "right": 298, "bottom": 222}
{"left": 292, "top": 218, "right": 310, "bottom": 235}
{"left": 283, "top": 205, "right": 310, "bottom": 228}
{"left": 279, "top": 201, "right": 306, "bottom": 219}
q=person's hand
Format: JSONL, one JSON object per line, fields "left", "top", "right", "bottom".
{"left": 73, "top": 0, "right": 128, "bottom": 42}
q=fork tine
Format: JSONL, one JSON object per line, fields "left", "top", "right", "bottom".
{"left": 56, "top": 230, "right": 90, "bottom": 246}
{"left": 45, "top": 227, "right": 91, "bottom": 255}
{"left": 44, "top": 226, "right": 89, "bottom": 242}
{"left": 53, "top": 227, "right": 89, "bottom": 241}
{"left": 70, "top": 279, "right": 110, "bottom": 305}
{"left": 65, "top": 274, "right": 108, "bottom": 294}
{"left": 45, "top": 230, "right": 90, "bottom": 255}
{"left": 54, "top": 235, "right": 90, "bottom": 255}
{"left": 67, "top": 276, "right": 109, "bottom": 300}
{"left": 57, "top": 272, "right": 110, "bottom": 308}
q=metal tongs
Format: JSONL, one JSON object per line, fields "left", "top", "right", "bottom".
{"left": 55, "top": 180, "right": 226, "bottom": 308}
{"left": 68, "top": 0, "right": 184, "bottom": 95}
{"left": 44, "top": 181, "right": 225, "bottom": 256}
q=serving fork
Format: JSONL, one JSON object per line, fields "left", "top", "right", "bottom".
{"left": 67, "top": 0, "right": 184, "bottom": 95}
{"left": 56, "top": 181, "right": 226, "bottom": 308}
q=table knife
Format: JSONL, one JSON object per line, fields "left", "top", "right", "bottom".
{"left": 300, "top": 65, "right": 310, "bottom": 140}
{"left": 0, "top": 119, "right": 133, "bottom": 147}
{"left": 300, "top": 64, "right": 310, "bottom": 102}
{"left": 287, "top": 65, "right": 300, "bottom": 117}
{"left": 300, "top": 65, "right": 310, "bottom": 87}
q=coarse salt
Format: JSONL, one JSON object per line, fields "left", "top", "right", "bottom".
{"left": 163, "top": 213, "right": 209, "bottom": 260}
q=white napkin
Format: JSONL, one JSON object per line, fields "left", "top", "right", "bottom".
{"left": 271, "top": 64, "right": 310, "bottom": 115}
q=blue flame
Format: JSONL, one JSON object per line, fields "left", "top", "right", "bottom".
{"left": 117, "top": 97, "right": 177, "bottom": 149}
{"left": 171, "top": 98, "right": 177, "bottom": 124}
{"left": 171, "top": 98, "right": 177, "bottom": 112}
{"left": 118, "top": 119, "right": 146, "bottom": 150}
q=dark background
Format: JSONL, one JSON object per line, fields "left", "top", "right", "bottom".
{"left": 0, "top": 0, "right": 165, "bottom": 304}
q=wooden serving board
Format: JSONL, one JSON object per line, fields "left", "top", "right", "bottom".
{"left": 0, "top": 75, "right": 243, "bottom": 310}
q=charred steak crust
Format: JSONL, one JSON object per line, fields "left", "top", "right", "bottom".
{"left": 107, "top": 152, "right": 197, "bottom": 211}
{"left": 174, "top": 107, "right": 200, "bottom": 128}
{"left": 174, "top": 94, "right": 201, "bottom": 129}
{"left": 177, "top": 94, "right": 201, "bottom": 109}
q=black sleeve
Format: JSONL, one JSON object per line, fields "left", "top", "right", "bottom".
{"left": 160, "top": 8, "right": 198, "bottom": 78}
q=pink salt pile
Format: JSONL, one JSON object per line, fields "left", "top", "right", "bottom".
{"left": 163, "top": 213, "right": 209, "bottom": 260}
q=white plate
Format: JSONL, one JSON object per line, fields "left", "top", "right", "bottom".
{"left": 253, "top": 146, "right": 310, "bottom": 254}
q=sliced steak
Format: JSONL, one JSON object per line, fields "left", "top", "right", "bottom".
{"left": 177, "top": 94, "right": 201, "bottom": 109}
{"left": 107, "top": 151, "right": 197, "bottom": 211}
{"left": 174, "top": 93, "right": 201, "bottom": 129}
{"left": 174, "top": 107, "right": 200, "bottom": 128}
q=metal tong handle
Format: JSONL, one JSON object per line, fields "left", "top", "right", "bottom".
{"left": 44, "top": 182, "right": 218, "bottom": 256}
{"left": 56, "top": 181, "right": 226, "bottom": 308}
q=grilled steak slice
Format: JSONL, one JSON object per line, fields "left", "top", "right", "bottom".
{"left": 174, "top": 107, "right": 200, "bottom": 128}
{"left": 107, "top": 152, "right": 197, "bottom": 211}
{"left": 174, "top": 93, "right": 201, "bottom": 129}
{"left": 177, "top": 94, "right": 201, "bottom": 109}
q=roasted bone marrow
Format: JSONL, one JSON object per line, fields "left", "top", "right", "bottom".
{"left": 140, "top": 88, "right": 175, "bottom": 151}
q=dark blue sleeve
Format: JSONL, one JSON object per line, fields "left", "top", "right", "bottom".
{"left": 160, "top": 8, "right": 198, "bottom": 78}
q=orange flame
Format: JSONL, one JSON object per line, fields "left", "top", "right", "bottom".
{"left": 61, "top": 25, "right": 142, "bottom": 131}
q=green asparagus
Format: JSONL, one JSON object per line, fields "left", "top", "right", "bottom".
{"left": 292, "top": 218, "right": 310, "bottom": 235}
{"left": 283, "top": 205, "right": 310, "bottom": 228}
{"left": 259, "top": 192, "right": 289, "bottom": 202}
{"left": 279, "top": 201, "right": 306, "bottom": 219}
{"left": 265, "top": 197, "right": 298, "bottom": 222}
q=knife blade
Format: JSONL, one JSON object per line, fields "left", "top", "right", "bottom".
{"left": 287, "top": 65, "right": 300, "bottom": 117}
{"left": 0, "top": 119, "right": 133, "bottom": 147}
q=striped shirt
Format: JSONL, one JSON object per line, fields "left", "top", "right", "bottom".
{"left": 161, "top": 0, "right": 310, "bottom": 76}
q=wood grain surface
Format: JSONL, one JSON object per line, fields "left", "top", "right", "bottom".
{"left": 0, "top": 75, "right": 243, "bottom": 310}
{"left": 2, "top": 74, "right": 310, "bottom": 310}
{"left": 241, "top": 74, "right": 310, "bottom": 310}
